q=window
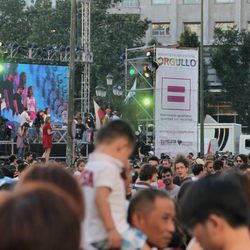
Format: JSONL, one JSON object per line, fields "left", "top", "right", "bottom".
{"left": 184, "top": 23, "right": 201, "bottom": 38}
{"left": 183, "top": 0, "right": 200, "bottom": 4}
{"left": 215, "top": 22, "right": 235, "bottom": 31}
{"left": 216, "top": 0, "right": 234, "bottom": 3}
{"left": 119, "top": 0, "right": 139, "bottom": 7}
{"left": 152, "top": 23, "right": 170, "bottom": 36}
{"left": 152, "top": 0, "right": 171, "bottom": 5}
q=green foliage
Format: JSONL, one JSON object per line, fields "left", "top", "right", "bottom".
{"left": 26, "top": 0, "right": 71, "bottom": 46}
{"left": 0, "top": 0, "right": 30, "bottom": 43}
{"left": 179, "top": 29, "right": 199, "bottom": 48}
{"left": 211, "top": 27, "right": 250, "bottom": 126}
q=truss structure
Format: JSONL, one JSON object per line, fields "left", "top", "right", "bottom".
{"left": 125, "top": 45, "right": 155, "bottom": 145}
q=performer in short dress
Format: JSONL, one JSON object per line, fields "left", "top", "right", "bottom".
{"left": 42, "top": 117, "right": 53, "bottom": 162}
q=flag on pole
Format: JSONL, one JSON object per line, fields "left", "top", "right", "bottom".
{"left": 94, "top": 100, "right": 104, "bottom": 129}
{"left": 124, "top": 78, "right": 137, "bottom": 103}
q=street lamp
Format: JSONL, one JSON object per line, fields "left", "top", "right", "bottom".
{"left": 113, "top": 85, "right": 123, "bottom": 96}
{"left": 106, "top": 73, "right": 113, "bottom": 86}
{"left": 95, "top": 85, "right": 107, "bottom": 98}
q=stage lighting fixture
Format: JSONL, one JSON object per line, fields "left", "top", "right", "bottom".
{"left": 143, "top": 97, "right": 152, "bottom": 107}
{"left": 143, "top": 64, "right": 151, "bottom": 78}
{"left": 146, "top": 51, "right": 152, "bottom": 57}
{"left": 0, "top": 64, "right": 4, "bottom": 73}
{"left": 129, "top": 68, "right": 136, "bottom": 76}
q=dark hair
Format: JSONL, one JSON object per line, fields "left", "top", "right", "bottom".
{"left": 76, "top": 159, "right": 86, "bottom": 168}
{"left": 0, "top": 166, "right": 14, "bottom": 178}
{"left": 139, "top": 164, "right": 158, "bottom": 181}
{"left": 20, "top": 164, "right": 84, "bottom": 220}
{"left": 239, "top": 164, "right": 249, "bottom": 171}
{"left": 0, "top": 183, "right": 81, "bottom": 250}
{"left": 161, "top": 167, "right": 173, "bottom": 176}
{"left": 45, "top": 107, "right": 50, "bottom": 114}
{"left": 180, "top": 174, "right": 249, "bottom": 229}
{"left": 237, "top": 154, "right": 248, "bottom": 164}
{"left": 17, "top": 164, "right": 28, "bottom": 173}
{"left": 175, "top": 155, "right": 189, "bottom": 168}
{"left": 96, "top": 120, "right": 135, "bottom": 146}
{"left": 148, "top": 156, "right": 159, "bottom": 164}
{"left": 192, "top": 164, "right": 204, "bottom": 176}
{"left": 27, "top": 86, "right": 33, "bottom": 98}
{"left": 213, "top": 160, "right": 223, "bottom": 171}
{"left": 128, "top": 189, "right": 170, "bottom": 225}
{"left": 24, "top": 152, "right": 32, "bottom": 159}
{"left": 9, "top": 155, "right": 16, "bottom": 163}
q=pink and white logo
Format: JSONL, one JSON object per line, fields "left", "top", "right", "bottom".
{"left": 161, "top": 77, "right": 191, "bottom": 111}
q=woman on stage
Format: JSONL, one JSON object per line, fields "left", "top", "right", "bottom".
{"left": 42, "top": 117, "right": 53, "bottom": 162}
{"left": 26, "top": 86, "right": 37, "bottom": 120}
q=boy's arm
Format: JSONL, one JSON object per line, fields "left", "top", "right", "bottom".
{"left": 95, "top": 186, "right": 121, "bottom": 249}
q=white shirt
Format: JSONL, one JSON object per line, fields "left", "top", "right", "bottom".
{"left": 20, "top": 111, "right": 31, "bottom": 125}
{"left": 81, "top": 151, "right": 128, "bottom": 244}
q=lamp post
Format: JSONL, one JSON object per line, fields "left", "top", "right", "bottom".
{"left": 200, "top": 0, "right": 204, "bottom": 157}
{"left": 0, "top": 93, "right": 2, "bottom": 116}
{"left": 95, "top": 74, "right": 123, "bottom": 110}
{"left": 106, "top": 73, "right": 114, "bottom": 106}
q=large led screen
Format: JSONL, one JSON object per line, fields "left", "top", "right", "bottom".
{"left": 0, "top": 63, "right": 69, "bottom": 124}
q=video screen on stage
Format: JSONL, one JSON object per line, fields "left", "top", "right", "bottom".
{"left": 0, "top": 62, "right": 69, "bottom": 125}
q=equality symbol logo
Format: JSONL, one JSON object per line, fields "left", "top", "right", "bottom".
{"left": 161, "top": 77, "right": 191, "bottom": 111}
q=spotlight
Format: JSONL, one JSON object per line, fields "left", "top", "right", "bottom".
{"left": 143, "top": 97, "right": 152, "bottom": 107}
{"left": 129, "top": 68, "right": 136, "bottom": 76}
{"left": 0, "top": 64, "right": 4, "bottom": 73}
{"left": 143, "top": 64, "right": 152, "bottom": 78}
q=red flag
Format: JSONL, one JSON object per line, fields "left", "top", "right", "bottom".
{"left": 94, "top": 100, "right": 104, "bottom": 129}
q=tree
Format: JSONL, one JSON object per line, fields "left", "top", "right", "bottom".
{"left": 26, "top": 0, "right": 71, "bottom": 46}
{"left": 179, "top": 29, "right": 199, "bottom": 48}
{"left": 179, "top": 29, "right": 211, "bottom": 117}
{"left": 0, "top": 0, "right": 30, "bottom": 43}
{"left": 211, "top": 28, "right": 250, "bottom": 126}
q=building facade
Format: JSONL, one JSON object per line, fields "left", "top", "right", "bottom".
{"left": 111, "top": 0, "right": 250, "bottom": 45}
{"left": 25, "top": 0, "right": 56, "bottom": 8}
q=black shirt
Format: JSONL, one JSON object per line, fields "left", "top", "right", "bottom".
{"left": 13, "top": 93, "right": 23, "bottom": 114}
{"left": 75, "top": 124, "right": 86, "bottom": 140}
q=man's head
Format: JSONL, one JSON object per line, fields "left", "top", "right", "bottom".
{"left": 213, "top": 160, "right": 223, "bottom": 173}
{"left": 148, "top": 156, "right": 160, "bottom": 169}
{"left": 9, "top": 155, "right": 17, "bottom": 165}
{"left": 128, "top": 189, "right": 175, "bottom": 249}
{"left": 192, "top": 164, "right": 205, "bottom": 179}
{"left": 204, "top": 160, "right": 214, "bottom": 175}
{"left": 96, "top": 120, "right": 135, "bottom": 164}
{"left": 187, "top": 153, "right": 194, "bottom": 164}
{"left": 162, "top": 158, "right": 172, "bottom": 168}
{"left": 180, "top": 175, "right": 249, "bottom": 250}
{"left": 24, "top": 152, "right": 33, "bottom": 163}
{"left": 236, "top": 154, "right": 248, "bottom": 167}
{"left": 175, "top": 156, "right": 189, "bottom": 180}
{"left": 139, "top": 164, "right": 158, "bottom": 183}
{"left": 161, "top": 168, "right": 174, "bottom": 186}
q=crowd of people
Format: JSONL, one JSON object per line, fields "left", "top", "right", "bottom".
{"left": 0, "top": 119, "right": 249, "bottom": 250}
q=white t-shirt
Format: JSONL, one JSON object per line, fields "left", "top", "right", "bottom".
{"left": 27, "top": 96, "right": 36, "bottom": 112}
{"left": 20, "top": 111, "right": 30, "bottom": 125}
{"left": 81, "top": 151, "right": 128, "bottom": 244}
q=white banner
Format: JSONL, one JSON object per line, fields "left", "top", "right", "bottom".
{"left": 155, "top": 48, "right": 198, "bottom": 157}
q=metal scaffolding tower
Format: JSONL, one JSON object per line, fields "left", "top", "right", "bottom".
{"left": 80, "top": 0, "right": 92, "bottom": 114}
